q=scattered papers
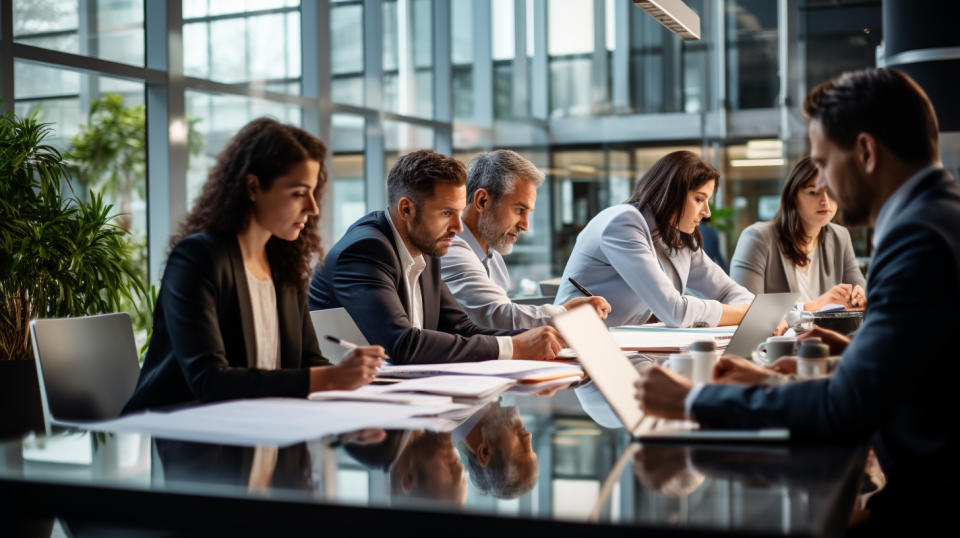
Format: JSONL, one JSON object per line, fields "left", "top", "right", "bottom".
{"left": 308, "top": 390, "right": 453, "bottom": 405}
{"left": 507, "top": 375, "right": 583, "bottom": 394}
{"left": 610, "top": 325, "right": 737, "bottom": 353}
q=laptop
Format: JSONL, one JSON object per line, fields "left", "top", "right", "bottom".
{"left": 310, "top": 307, "right": 369, "bottom": 364}
{"left": 553, "top": 305, "right": 789, "bottom": 441}
{"left": 723, "top": 292, "right": 799, "bottom": 358}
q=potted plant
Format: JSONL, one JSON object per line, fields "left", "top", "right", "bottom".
{"left": 0, "top": 112, "right": 145, "bottom": 437}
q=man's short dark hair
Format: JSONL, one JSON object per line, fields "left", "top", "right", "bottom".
{"left": 387, "top": 149, "right": 467, "bottom": 208}
{"left": 803, "top": 68, "right": 939, "bottom": 164}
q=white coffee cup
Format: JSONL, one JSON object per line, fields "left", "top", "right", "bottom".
{"left": 666, "top": 353, "right": 694, "bottom": 380}
{"left": 797, "top": 341, "right": 830, "bottom": 379}
{"left": 755, "top": 336, "right": 798, "bottom": 364}
{"left": 689, "top": 340, "right": 719, "bottom": 384}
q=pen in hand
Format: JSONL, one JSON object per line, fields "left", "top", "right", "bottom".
{"left": 568, "top": 277, "right": 594, "bottom": 297}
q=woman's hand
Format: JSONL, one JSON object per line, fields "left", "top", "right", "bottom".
{"left": 804, "top": 284, "right": 853, "bottom": 311}
{"left": 849, "top": 285, "right": 866, "bottom": 309}
{"left": 310, "top": 345, "right": 388, "bottom": 391}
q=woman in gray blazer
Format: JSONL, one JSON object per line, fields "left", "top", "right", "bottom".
{"left": 556, "top": 151, "right": 754, "bottom": 328}
{"left": 730, "top": 157, "right": 866, "bottom": 310}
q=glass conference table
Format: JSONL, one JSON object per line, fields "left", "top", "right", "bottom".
{"left": 0, "top": 388, "right": 865, "bottom": 536}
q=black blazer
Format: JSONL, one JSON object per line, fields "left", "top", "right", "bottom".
{"left": 124, "top": 232, "right": 330, "bottom": 413}
{"left": 692, "top": 168, "right": 960, "bottom": 497}
{"left": 309, "top": 211, "right": 520, "bottom": 364}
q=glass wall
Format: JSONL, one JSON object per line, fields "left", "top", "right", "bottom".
{"left": 3, "top": 0, "right": 897, "bottom": 302}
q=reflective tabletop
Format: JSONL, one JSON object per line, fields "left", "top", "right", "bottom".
{"left": 0, "top": 388, "right": 865, "bottom": 536}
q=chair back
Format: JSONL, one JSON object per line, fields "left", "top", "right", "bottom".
{"left": 29, "top": 313, "right": 141, "bottom": 432}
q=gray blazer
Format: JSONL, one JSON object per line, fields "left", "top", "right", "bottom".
{"left": 555, "top": 204, "right": 754, "bottom": 328}
{"left": 729, "top": 221, "right": 865, "bottom": 297}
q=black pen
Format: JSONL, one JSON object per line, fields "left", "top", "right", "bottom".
{"left": 325, "top": 335, "right": 357, "bottom": 349}
{"left": 568, "top": 277, "right": 594, "bottom": 297}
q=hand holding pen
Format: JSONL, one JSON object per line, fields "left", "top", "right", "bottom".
{"left": 563, "top": 278, "right": 612, "bottom": 320}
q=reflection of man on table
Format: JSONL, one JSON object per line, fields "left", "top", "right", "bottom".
{"left": 454, "top": 401, "right": 539, "bottom": 499}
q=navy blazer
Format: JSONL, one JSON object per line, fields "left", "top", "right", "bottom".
{"left": 692, "top": 168, "right": 960, "bottom": 496}
{"left": 309, "top": 211, "right": 519, "bottom": 364}
{"left": 124, "top": 232, "right": 329, "bottom": 413}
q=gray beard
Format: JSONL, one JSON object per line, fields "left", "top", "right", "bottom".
{"left": 477, "top": 212, "right": 515, "bottom": 255}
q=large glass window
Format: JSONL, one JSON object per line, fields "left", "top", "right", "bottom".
{"left": 451, "top": 0, "right": 475, "bottom": 122}
{"left": 13, "top": 0, "right": 145, "bottom": 66}
{"left": 800, "top": 0, "right": 881, "bottom": 91}
{"left": 183, "top": 0, "right": 301, "bottom": 94}
{"left": 331, "top": 0, "right": 364, "bottom": 107}
{"left": 382, "top": 0, "right": 434, "bottom": 118}
{"left": 726, "top": 0, "right": 779, "bottom": 109}
{"left": 185, "top": 90, "right": 302, "bottom": 206}
{"left": 331, "top": 114, "right": 367, "bottom": 241}
{"left": 547, "top": 0, "right": 593, "bottom": 118}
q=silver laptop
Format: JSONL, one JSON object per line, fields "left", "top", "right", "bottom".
{"left": 310, "top": 307, "right": 369, "bottom": 364}
{"left": 553, "top": 306, "right": 789, "bottom": 441}
{"left": 723, "top": 292, "right": 799, "bottom": 358}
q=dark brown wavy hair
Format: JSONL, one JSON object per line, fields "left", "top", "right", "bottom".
{"left": 774, "top": 156, "right": 829, "bottom": 268}
{"left": 172, "top": 117, "right": 328, "bottom": 289}
{"left": 626, "top": 150, "right": 718, "bottom": 253}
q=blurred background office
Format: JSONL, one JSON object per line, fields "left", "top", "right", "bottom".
{"left": 6, "top": 0, "right": 960, "bottom": 334}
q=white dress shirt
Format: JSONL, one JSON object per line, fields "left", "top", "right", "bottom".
{"left": 244, "top": 267, "right": 280, "bottom": 370}
{"left": 385, "top": 211, "right": 513, "bottom": 360}
{"left": 440, "top": 221, "right": 566, "bottom": 329}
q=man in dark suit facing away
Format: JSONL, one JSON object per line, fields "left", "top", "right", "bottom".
{"left": 636, "top": 68, "right": 959, "bottom": 525}
{"left": 310, "top": 150, "right": 564, "bottom": 364}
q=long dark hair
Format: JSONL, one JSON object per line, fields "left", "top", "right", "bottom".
{"left": 774, "top": 156, "right": 825, "bottom": 268}
{"left": 173, "top": 117, "right": 328, "bottom": 288}
{"left": 626, "top": 150, "right": 718, "bottom": 253}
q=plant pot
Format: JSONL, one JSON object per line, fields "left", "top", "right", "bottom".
{"left": 0, "top": 360, "right": 46, "bottom": 439}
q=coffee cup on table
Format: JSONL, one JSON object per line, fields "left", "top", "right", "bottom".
{"left": 689, "top": 340, "right": 719, "bottom": 384}
{"left": 756, "top": 336, "right": 798, "bottom": 364}
{"left": 666, "top": 353, "right": 694, "bottom": 381}
{"left": 797, "top": 341, "right": 830, "bottom": 379}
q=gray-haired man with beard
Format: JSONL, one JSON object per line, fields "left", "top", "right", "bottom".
{"left": 440, "top": 150, "right": 610, "bottom": 329}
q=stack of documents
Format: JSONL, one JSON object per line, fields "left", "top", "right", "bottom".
{"left": 309, "top": 375, "right": 516, "bottom": 405}
{"left": 379, "top": 359, "right": 583, "bottom": 384}
{"left": 609, "top": 324, "right": 736, "bottom": 353}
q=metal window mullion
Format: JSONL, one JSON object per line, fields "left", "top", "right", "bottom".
{"left": 1, "top": 0, "right": 14, "bottom": 114}
{"left": 473, "top": 0, "right": 493, "bottom": 127}
{"left": 364, "top": 0, "right": 386, "bottom": 211}
{"left": 512, "top": 0, "right": 529, "bottom": 119}
{"left": 591, "top": 0, "right": 609, "bottom": 109}
{"left": 433, "top": 0, "right": 452, "bottom": 155}
{"left": 145, "top": 0, "right": 187, "bottom": 285}
{"left": 530, "top": 0, "right": 548, "bottom": 121}
{"left": 301, "top": 0, "right": 334, "bottom": 251}
{"left": 611, "top": 0, "right": 630, "bottom": 112}
{"left": 78, "top": 0, "right": 98, "bottom": 118}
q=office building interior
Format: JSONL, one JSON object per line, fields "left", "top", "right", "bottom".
{"left": 2, "top": 0, "right": 958, "bottom": 535}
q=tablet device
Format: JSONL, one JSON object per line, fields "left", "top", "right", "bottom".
{"left": 310, "top": 307, "right": 369, "bottom": 364}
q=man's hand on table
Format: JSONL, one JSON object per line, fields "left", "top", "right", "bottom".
{"left": 634, "top": 365, "right": 691, "bottom": 420}
{"left": 512, "top": 326, "right": 566, "bottom": 360}
{"left": 799, "top": 325, "right": 850, "bottom": 355}
{"left": 713, "top": 355, "right": 785, "bottom": 385}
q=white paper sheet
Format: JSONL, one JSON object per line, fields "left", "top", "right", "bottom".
{"left": 609, "top": 325, "right": 736, "bottom": 351}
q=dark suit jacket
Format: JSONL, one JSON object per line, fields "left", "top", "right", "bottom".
{"left": 124, "top": 232, "right": 330, "bottom": 413}
{"left": 692, "top": 169, "right": 960, "bottom": 495}
{"left": 309, "top": 211, "right": 520, "bottom": 364}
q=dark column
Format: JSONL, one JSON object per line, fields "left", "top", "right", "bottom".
{"left": 882, "top": 0, "right": 960, "bottom": 131}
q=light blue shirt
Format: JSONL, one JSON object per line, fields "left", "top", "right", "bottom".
{"left": 441, "top": 221, "right": 566, "bottom": 330}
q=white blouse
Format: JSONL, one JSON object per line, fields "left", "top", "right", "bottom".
{"left": 245, "top": 268, "right": 280, "bottom": 370}
{"left": 793, "top": 247, "right": 821, "bottom": 304}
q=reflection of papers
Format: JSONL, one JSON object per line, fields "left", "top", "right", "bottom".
{"left": 66, "top": 398, "right": 466, "bottom": 447}
{"left": 380, "top": 360, "right": 583, "bottom": 383}
{"left": 610, "top": 325, "right": 736, "bottom": 352}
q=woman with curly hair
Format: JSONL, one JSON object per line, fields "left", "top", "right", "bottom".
{"left": 124, "top": 118, "right": 385, "bottom": 412}
{"left": 729, "top": 156, "right": 866, "bottom": 311}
